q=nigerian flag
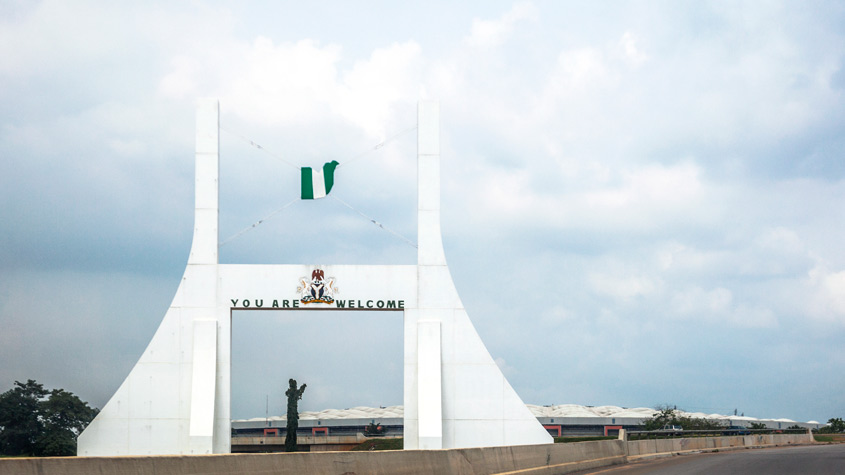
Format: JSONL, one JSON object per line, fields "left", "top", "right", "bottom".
{"left": 301, "top": 160, "right": 339, "bottom": 199}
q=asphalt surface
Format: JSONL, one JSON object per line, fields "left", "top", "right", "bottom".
{"left": 572, "top": 444, "right": 845, "bottom": 475}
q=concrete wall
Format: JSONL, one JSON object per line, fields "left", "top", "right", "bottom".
{"left": 626, "top": 432, "right": 814, "bottom": 458}
{"left": 231, "top": 434, "right": 368, "bottom": 452}
{"left": 2, "top": 433, "right": 814, "bottom": 475}
{"left": 1, "top": 441, "right": 625, "bottom": 475}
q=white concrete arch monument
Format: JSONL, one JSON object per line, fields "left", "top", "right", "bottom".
{"left": 78, "top": 99, "right": 552, "bottom": 455}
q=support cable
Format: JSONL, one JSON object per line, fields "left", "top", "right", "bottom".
{"left": 330, "top": 195, "right": 417, "bottom": 249}
{"left": 339, "top": 125, "right": 417, "bottom": 168}
{"left": 216, "top": 123, "right": 417, "bottom": 247}
{"left": 218, "top": 197, "right": 299, "bottom": 248}
{"left": 220, "top": 124, "right": 416, "bottom": 170}
{"left": 219, "top": 125, "right": 300, "bottom": 170}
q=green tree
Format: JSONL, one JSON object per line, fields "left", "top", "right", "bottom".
{"left": 749, "top": 422, "right": 767, "bottom": 430}
{"left": 677, "top": 415, "right": 725, "bottom": 430}
{"left": 822, "top": 417, "right": 845, "bottom": 433}
{"left": 640, "top": 405, "right": 725, "bottom": 431}
{"left": 37, "top": 389, "right": 99, "bottom": 456}
{"left": 364, "top": 421, "right": 386, "bottom": 436}
{"left": 284, "top": 379, "right": 306, "bottom": 452}
{"left": 641, "top": 405, "right": 679, "bottom": 431}
{"left": 0, "top": 380, "right": 47, "bottom": 455}
{"left": 0, "top": 380, "right": 98, "bottom": 456}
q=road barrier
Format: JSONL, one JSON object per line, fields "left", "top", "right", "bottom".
{"left": 0, "top": 441, "right": 627, "bottom": 475}
{"left": 0, "top": 432, "right": 814, "bottom": 475}
{"left": 623, "top": 430, "right": 815, "bottom": 459}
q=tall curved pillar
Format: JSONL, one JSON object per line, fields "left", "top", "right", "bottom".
{"left": 78, "top": 99, "right": 224, "bottom": 455}
{"left": 404, "top": 102, "right": 551, "bottom": 449}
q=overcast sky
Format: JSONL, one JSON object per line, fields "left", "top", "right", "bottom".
{"left": 2, "top": 1, "right": 844, "bottom": 424}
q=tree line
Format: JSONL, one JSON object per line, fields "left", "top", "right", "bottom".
{"left": 1, "top": 377, "right": 308, "bottom": 456}
{"left": 641, "top": 405, "right": 726, "bottom": 431}
{"left": 641, "top": 404, "right": 844, "bottom": 433}
{"left": 0, "top": 379, "right": 98, "bottom": 456}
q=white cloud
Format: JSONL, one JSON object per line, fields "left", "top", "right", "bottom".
{"left": 453, "top": 160, "right": 709, "bottom": 237}
{"left": 754, "top": 227, "right": 805, "bottom": 255}
{"left": 588, "top": 271, "right": 659, "bottom": 301}
{"left": 0, "top": 2, "right": 124, "bottom": 76}
{"left": 657, "top": 243, "right": 706, "bottom": 272}
{"left": 3, "top": 0, "right": 845, "bottom": 424}
{"left": 582, "top": 162, "right": 703, "bottom": 213}
{"left": 224, "top": 37, "right": 343, "bottom": 125}
{"left": 669, "top": 286, "right": 777, "bottom": 328}
{"left": 466, "top": 1, "right": 538, "bottom": 47}
{"left": 656, "top": 227, "right": 814, "bottom": 278}
{"left": 671, "top": 286, "right": 733, "bottom": 315}
{"left": 158, "top": 36, "right": 423, "bottom": 139}
{"left": 158, "top": 56, "right": 201, "bottom": 99}
{"left": 539, "top": 305, "right": 574, "bottom": 326}
{"left": 107, "top": 138, "right": 146, "bottom": 157}
{"left": 546, "top": 48, "right": 611, "bottom": 94}
{"left": 808, "top": 266, "right": 845, "bottom": 322}
{"left": 335, "top": 41, "right": 423, "bottom": 138}
{"left": 619, "top": 32, "right": 648, "bottom": 66}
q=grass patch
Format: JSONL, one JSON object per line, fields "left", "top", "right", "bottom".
{"left": 554, "top": 436, "right": 616, "bottom": 443}
{"left": 350, "top": 438, "right": 404, "bottom": 451}
{"left": 812, "top": 434, "right": 845, "bottom": 443}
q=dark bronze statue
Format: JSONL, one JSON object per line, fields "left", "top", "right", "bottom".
{"left": 284, "top": 379, "right": 307, "bottom": 452}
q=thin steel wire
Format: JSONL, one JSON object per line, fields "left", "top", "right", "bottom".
{"left": 339, "top": 125, "right": 417, "bottom": 168}
{"left": 330, "top": 195, "right": 417, "bottom": 249}
{"left": 219, "top": 125, "right": 300, "bottom": 170}
{"left": 218, "top": 197, "right": 299, "bottom": 248}
{"left": 216, "top": 122, "right": 417, "bottom": 247}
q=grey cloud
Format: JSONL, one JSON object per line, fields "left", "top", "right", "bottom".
{"left": 2, "top": 0, "right": 845, "bottom": 426}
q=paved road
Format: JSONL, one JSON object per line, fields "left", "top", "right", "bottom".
{"left": 573, "top": 444, "right": 845, "bottom": 475}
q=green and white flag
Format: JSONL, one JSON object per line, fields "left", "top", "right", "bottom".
{"left": 301, "top": 160, "right": 339, "bottom": 199}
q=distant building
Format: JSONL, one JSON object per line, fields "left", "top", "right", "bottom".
{"left": 231, "top": 404, "right": 821, "bottom": 451}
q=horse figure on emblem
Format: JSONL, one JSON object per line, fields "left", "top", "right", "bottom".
{"left": 299, "top": 268, "right": 335, "bottom": 304}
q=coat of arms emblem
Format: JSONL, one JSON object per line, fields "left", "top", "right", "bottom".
{"left": 298, "top": 269, "right": 338, "bottom": 304}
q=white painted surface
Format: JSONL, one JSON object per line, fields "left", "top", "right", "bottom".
{"left": 189, "top": 321, "right": 217, "bottom": 438}
{"left": 77, "top": 99, "right": 552, "bottom": 456}
{"left": 417, "top": 320, "right": 442, "bottom": 449}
